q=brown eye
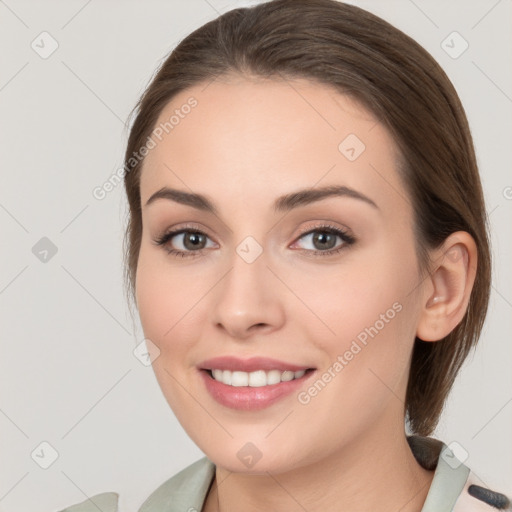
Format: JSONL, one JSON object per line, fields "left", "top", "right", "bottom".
{"left": 181, "top": 232, "right": 208, "bottom": 250}
{"left": 293, "top": 226, "right": 355, "bottom": 256}
{"left": 311, "top": 231, "right": 338, "bottom": 250}
{"left": 153, "top": 228, "right": 215, "bottom": 257}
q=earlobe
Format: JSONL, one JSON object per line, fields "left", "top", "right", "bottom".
{"left": 416, "top": 231, "right": 478, "bottom": 342}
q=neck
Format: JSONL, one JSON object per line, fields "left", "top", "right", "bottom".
{"left": 204, "top": 420, "right": 435, "bottom": 512}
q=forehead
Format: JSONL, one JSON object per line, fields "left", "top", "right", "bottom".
{"left": 140, "top": 75, "right": 409, "bottom": 219}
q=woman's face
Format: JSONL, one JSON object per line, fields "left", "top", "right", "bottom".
{"left": 136, "top": 75, "right": 427, "bottom": 473}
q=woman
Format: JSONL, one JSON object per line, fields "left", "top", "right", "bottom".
{"left": 59, "top": 0, "right": 510, "bottom": 510}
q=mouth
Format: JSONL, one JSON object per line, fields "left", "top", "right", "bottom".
{"left": 197, "top": 356, "right": 316, "bottom": 410}
{"left": 204, "top": 368, "right": 315, "bottom": 387}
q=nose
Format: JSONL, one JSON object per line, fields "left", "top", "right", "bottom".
{"left": 211, "top": 244, "right": 285, "bottom": 341}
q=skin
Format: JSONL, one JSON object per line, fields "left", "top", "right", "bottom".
{"left": 135, "top": 75, "right": 477, "bottom": 512}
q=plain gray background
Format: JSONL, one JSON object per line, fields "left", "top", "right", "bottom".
{"left": 1, "top": 0, "right": 511, "bottom": 510}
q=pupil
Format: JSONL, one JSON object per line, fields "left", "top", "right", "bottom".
{"left": 314, "top": 232, "right": 335, "bottom": 250}
{"left": 185, "top": 232, "right": 205, "bottom": 250}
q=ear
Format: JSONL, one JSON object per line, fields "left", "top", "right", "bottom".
{"left": 416, "top": 231, "right": 478, "bottom": 342}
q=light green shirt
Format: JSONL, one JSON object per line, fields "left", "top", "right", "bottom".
{"left": 56, "top": 436, "right": 510, "bottom": 511}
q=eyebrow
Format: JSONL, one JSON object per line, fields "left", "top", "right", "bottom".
{"left": 144, "top": 184, "right": 379, "bottom": 214}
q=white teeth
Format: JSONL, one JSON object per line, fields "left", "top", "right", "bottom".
{"left": 209, "top": 369, "right": 308, "bottom": 387}
{"left": 231, "top": 371, "right": 249, "bottom": 387}
{"left": 281, "top": 370, "right": 295, "bottom": 382}
{"left": 248, "top": 370, "right": 267, "bottom": 387}
{"left": 267, "top": 370, "right": 282, "bottom": 385}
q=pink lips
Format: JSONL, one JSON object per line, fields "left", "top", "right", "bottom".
{"left": 197, "top": 356, "right": 315, "bottom": 411}
{"left": 198, "top": 355, "right": 311, "bottom": 372}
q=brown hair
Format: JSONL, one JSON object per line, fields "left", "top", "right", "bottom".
{"left": 122, "top": 0, "right": 491, "bottom": 436}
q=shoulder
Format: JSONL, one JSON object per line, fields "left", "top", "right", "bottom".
{"left": 52, "top": 457, "right": 214, "bottom": 512}
{"left": 54, "top": 492, "right": 119, "bottom": 512}
{"left": 137, "top": 456, "right": 215, "bottom": 512}
{"left": 407, "top": 435, "right": 511, "bottom": 511}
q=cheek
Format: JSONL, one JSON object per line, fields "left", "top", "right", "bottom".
{"left": 135, "top": 247, "right": 206, "bottom": 356}
{"left": 305, "top": 243, "right": 420, "bottom": 386}
{"left": 300, "top": 259, "right": 411, "bottom": 346}
{"left": 289, "top": 254, "right": 420, "bottom": 444}
{"left": 134, "top": 250, "right": 210, "bottom": 416}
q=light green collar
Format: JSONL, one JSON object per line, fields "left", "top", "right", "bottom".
{"left": 137, "top": 436, "right": 469, "bottom": 511}
{"left": 59, "top": 436, "right": 469, "bottom": 511}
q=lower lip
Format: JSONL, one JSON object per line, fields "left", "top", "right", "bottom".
{"left": 199, "top": 369, "right": 315, "bottom": 411}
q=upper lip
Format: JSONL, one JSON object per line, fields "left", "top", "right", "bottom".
{"left": 198, "top": 356, "right": 314, "bottom": 373}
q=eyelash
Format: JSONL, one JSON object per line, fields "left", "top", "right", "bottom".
{"left": 152, "top": 223, "right": 356, "bottom": 259}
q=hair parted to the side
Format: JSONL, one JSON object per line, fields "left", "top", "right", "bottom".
{"left": 122, "top": 0, "right": 491, "bottom": 437}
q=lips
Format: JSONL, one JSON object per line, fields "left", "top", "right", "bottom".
{"left": 197, "top": 356, "right": 316, "bottom": 410}
{"left": 198, "top": 355, "right": 313, "bottom": 373}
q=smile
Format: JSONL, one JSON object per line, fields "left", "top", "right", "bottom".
{"left": 209, "top": 368, "right": 309, "bottom": 387}
{"left": 197, "top": 356, "right": 316, "bottom": 409}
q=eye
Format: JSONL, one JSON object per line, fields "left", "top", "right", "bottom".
{"left": 153, "top": 225, "right": 216, "bottom": 258}
{"left": 153, "top": 222, "right": 356, "bottom": 258}
{"left": 291, "top": 224, "right": 356, "bottom": 256}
